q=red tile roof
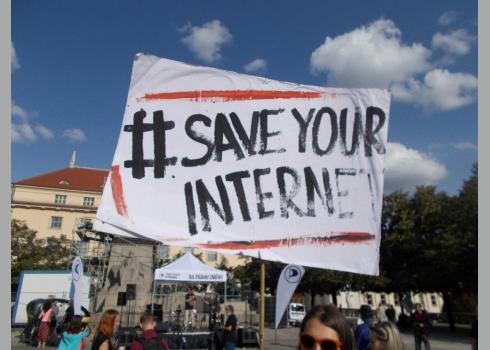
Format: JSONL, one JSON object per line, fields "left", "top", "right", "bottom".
{"left": 14, "top": 167, "right": 109, "bottom": 193}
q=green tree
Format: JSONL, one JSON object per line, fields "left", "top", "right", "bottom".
{"left": 11, "top": 219, "right": 72, "bottom": 278}
{"left": 215, "top": 256, "right": 233, "bottom": 272}
{"left": 428, "top": 164, "right": 477, "bottom": 330}
{"left": 297, "top": 269, "right": 352, "bottom": 309}
{"left": 232, "top": 259, "right": 284, "bottom": 292}
{"left": 377, "top": 165, "right": 477, "bottom": 330}
{"left": 41, "top": 235, "right": 72, "bottom": 270}
{"left": 453, "top": 163, "right": 477, "bottom": 293}
{"left": 378, "top": 190, "right": 417, "bottom": 311}
{"left": 11, "top": 219, "right": 44, "bottom": 278}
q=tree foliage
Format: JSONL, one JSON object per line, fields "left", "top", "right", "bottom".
{"left": 11, "top": 219, "right": 72, "bottom": 278}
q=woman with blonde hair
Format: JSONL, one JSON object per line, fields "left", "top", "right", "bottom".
{"left": 91, "top": 309, "right": 120, "bottom": 350}
{"left": 368, "top": 321, "right": 406, "bottom": 350}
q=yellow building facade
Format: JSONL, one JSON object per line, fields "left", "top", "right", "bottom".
{"left": 11, "top": 157, "right": 246, "bottom": 268}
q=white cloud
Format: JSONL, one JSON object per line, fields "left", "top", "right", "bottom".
{"left": 11, "top": 42, "right": 20, "bottom": 71}
{"left": 310, "top": 19, "right": 431, "bottom": 88}
{"left": 385, "top": 142, "right": 447, "bottom": 192}
{"left": 309, "top": 18, "right": 478, "bottom": 111}
{"left": 11, "top": 123, "right": 37, "bottom": 143}
{"left": 63, "top": 128, "right": 86, "bottom": 142}
{"left": 244, "top": 58, "right": 267, "bottom": 73}
{"left": 35, "top": 125, "right": 55, "bottom": 140}
{"left": 11, "top": 101, "right": 28, "bottom": 120}
{"left": 452, "top": 142, "right": 477, "bottom": 151}
{"left": 432, "top": 29, "right": 475, "bottom": 55}
{"left": 438, "top": 11, "right": 458, "bottom": 26}
{"left": 391, "top": 69, "right": 477, "bottom": 110}
{"left": 180, "top": 20, "right": 232, "bottom": 63}
{"left": 428, "top": 142, "right": 444, "bottom": 150}
{"left": 11, "top": 122, "right": 54, "bottom": 143}
{"left": 11, "top": 101, "right": 55, "bottom": 143}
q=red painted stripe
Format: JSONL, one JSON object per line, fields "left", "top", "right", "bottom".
{"left": 111, "top": 165, "right": 128, "bottom": 218}
{"left": 197, "top": 232, "right": 375, "bottom": 250}
{"left": 138, "top": 90, "right": 328, "bottom": 102}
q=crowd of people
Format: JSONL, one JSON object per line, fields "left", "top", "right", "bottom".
{"left": 298, "top": 304, "right": 406, "bottom": 350}
{"left": 32, "top": 301, "right": 237, "bottom": 350}
{"left": 32, "top": 296, "right": 476, "bottom": 350}
{"left": 33, "top": 299, "right": 91, "bottom": 349}
{"left": 299, "top": 302, "right": 431, "bottom": 350}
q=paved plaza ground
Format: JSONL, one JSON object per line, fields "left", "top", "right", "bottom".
{"left": 11, "top": 323, "right": 472, "bottom": 350}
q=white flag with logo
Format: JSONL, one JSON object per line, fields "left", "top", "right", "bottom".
{"left": 275, "top": 264, "right": 305, "bottom": 328}
{"left": 71, "top": 257, "right": 83, "bottom": 315}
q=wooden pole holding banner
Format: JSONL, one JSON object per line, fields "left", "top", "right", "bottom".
{"left": 224, "top": 281, "right": 227, "bottom": 304}
{"left": 150, "top": 279, "right": 156, "bottom": 314}
{"left": 259, "top": 262, "right": 265, "bottom": 350}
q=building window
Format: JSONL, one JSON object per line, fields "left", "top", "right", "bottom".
{"left": 50, "top": 216, "right": 63, "bottom": 229}
{"left": 77, "top": 218, "right": 92, "bottom": 230}
{"left": 431, "top": 294, "right": 437, "bottom": 306}
{"left": 54, "top": 194, "right": 66, "bottom": 204}
{"left": 159, "top": 245, "right": 169, "bottom": 260}
{"left": 394, "top": 295, "right": 400, "bottom": 306}
{"left": 380, "top": 294, "right": 386, "bottom": 304}
{"left": 83, "top": 197, "right": 95, "bottom": 206}
{"left": 207, "top": 252, "right": 218, "bottom": 262}
{"left": 366, "top": 294, "right": 373, "bottom": 306}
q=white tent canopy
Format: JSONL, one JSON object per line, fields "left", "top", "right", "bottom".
{"left": 154, "top": 252, "right": 227, "bottom": 283}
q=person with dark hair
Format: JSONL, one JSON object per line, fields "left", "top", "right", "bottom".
{"left": 410, "top": 303, "right": 431, "bottom": 350}
{"left": 298, "top": 304, "right": 354, "bottom": 350}
{"left": 57, "top": 316, "right": 91, "bottom": 350}
{"left": 91, "top": 309, "right": 120, "bottom": 350}
{"left": 203, "top": 293, "right": 219, "bottom": 331}
{"left": 221, "top": 305, "right": 237, "bottom": 350}
{"left": 184, "top": 286, "right": 197, "bottom": 329}
{"left": 130, "top": 313, "right": 169, "bottom": 350}
{"left": 213, "top": 305, "right": 225, "bottom": 350}
{"left": 62, "top": 300, "right": 91, "bottom": 327}
{"left": 355, "top": 305, "right": 374, "bottom": 350}
{"left": 37, "top": 301, "right": 53, "bottom": 349}
{"left": 385, "top": 305, "right": 396, "bottom": 323}
{"left": 368, "top": 321, "right": 405, "bottom": 350}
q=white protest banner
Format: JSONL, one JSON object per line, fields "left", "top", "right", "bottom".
{"left": 97, "top": 53, "right": 390, "bottom": 275}
{"left": 275, "top": 265, "right": 305, "bottom": 328}
{"left": 71, "top": 257, "right": 83, "bottom": 315}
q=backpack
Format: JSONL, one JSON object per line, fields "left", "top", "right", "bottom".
{"left": 135, "top": 334, "right": 167, "bottom": 350}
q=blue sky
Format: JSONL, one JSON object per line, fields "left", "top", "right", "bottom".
{"left": 11, "top": 0, "right": 477, "bottom": 195}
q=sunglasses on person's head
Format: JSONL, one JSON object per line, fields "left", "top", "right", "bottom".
{"left": 299, "top": 332, "right": 342, "bottom": 350}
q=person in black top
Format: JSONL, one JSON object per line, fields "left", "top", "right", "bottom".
{"left": 385, "top": 304, "right": 396, "bottom": 323}
{"left": 62, "top": 300, "right": 91, "bottom": 327}
{"left": 203, "top": 294, "right": 217, "bottom": 331}
{"left": 410, "top": 303, "right": 431, "bottom": 350}
{"left": 184, "top": 287, "right": 196, "bottom": 329}
{"left": 91, "top": 309, "right": 120, "bottom": 350}
{"left": 221, "top": 305, "right": 237, "bottom": 350}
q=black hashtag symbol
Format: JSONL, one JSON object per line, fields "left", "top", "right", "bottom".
{"left": 123, "top": 109, "right": 177, "bottom": 179}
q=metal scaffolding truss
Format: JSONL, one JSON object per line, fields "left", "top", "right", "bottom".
{"left": 70, "top": 220, "right": 161, "bottom": 311}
